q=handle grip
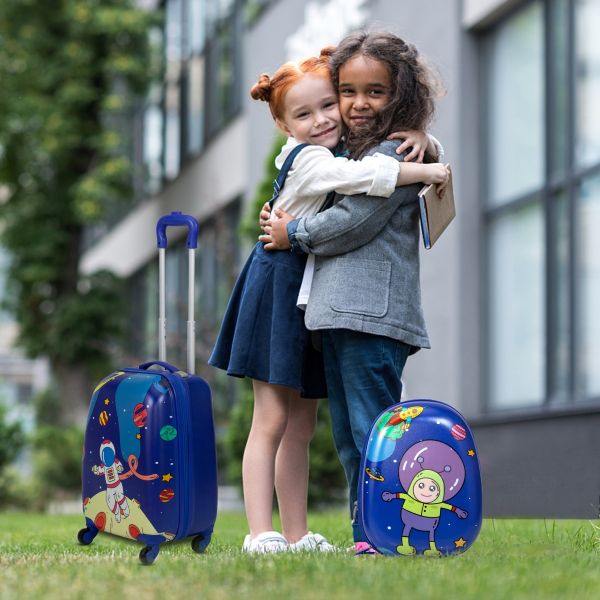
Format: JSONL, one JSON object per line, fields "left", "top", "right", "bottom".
{"left": 138, "top": 360, "right": 180, "bottom": 373}
{"left": 156, "top": 211, "right": 199, "bottom": 249}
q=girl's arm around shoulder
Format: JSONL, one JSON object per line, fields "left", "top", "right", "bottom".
{"left": 397, "top": 162, "right": 449, "bottom": 187}
{"left": 293, "top": 141, "right": 420, "bottom": 256}
{"left": 290, "top": 144, "right": 400, "bottom": 199}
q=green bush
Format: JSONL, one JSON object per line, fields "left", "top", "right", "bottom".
{"left": 223, "top": 383, "right": 346, "bottom": 507}
{"left": 0, "top": 404, "right": 25, "bottom": 507}
{"left": 31, "top": 425, "right": 84, "bottom": 499}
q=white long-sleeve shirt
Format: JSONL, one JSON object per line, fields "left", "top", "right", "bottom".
{"left": 272, "top": 137, "right": 401, "bottom": 309}
{"left": 272, "top": 137, "right": 401, "bottom": 217}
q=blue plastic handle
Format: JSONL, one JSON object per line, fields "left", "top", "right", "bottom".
{"left": 138, "top": 360, "right": 180, "bottom": 373}
{"left": 156, "top": 211, "right": 199, "bottom": 249}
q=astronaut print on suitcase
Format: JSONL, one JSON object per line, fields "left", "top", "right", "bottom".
{"left": 359, "top": 399, "right": 482, "bottom": 556}
{"left": 82, "top": 371, "right": 180, "bottom": 545}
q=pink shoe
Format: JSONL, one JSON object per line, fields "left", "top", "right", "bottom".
{"left": 354, "top": 541, "right": 381, "bottom": 556}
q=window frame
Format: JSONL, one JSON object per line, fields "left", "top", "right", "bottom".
{"left": 482, "top": 0, "right": 600, "bottom": 413}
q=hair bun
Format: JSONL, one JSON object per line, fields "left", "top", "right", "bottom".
{"left": 319, "top": 45, "right": 336, "bottom": 59}
{"left": 250, "top": 73, "right": 272, "bottom": 101}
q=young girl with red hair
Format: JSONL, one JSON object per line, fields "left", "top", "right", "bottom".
{"left": 209, "top": 48, "right": 446, "bottom": 554}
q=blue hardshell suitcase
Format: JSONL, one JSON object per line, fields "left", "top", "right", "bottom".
{"left": 359, "top": 399, "right": 482, "bottom": 556}
{"left": 78, "top": 213, "right": 217, "bottom": 565}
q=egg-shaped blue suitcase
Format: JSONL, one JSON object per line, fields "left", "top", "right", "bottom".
{"left": 359, "top": 399, "right": 482, "bottom": 556}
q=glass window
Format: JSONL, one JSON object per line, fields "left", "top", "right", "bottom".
{"left": 489, "top": 202, "right": 545, "bottom": 408}
{"left": 575, "top": 0, "right": 600, "bottom": 169}
{"left": 548, "top": 192, "right": 570, "bottom": 402}
{"left": 166, "top": 0, "right": 183, "bottom": 63}
{"left": 577, "top": 174, "right": 600, "bottom": 397}
{"left": 549, "top": 0, "right": 569, "bottom": 181}
{"left": 187, "top": 56, "right": 205, "bottom": 155}
{"left": 144, "top": 83, "right": 164, "bottom": 195}
{"left": 188, "top": 0, "right": 207, "bottom": 53}
{"left": 487, "top": 1, "right": 544, "bottom": 207}
{"left": 164, "top": 70, "right": 181, "bottom": 180}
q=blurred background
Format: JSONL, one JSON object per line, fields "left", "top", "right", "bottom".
{"left": 1, "top": 0, "right": 599, "bottom": 517}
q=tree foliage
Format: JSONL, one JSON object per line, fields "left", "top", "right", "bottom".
{"left": 0, "top": 0, "right": 161, "bottom": 414}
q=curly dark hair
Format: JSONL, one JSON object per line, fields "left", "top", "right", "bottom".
{"left": 330, "top": 31, "right": 442, "bottom": 158}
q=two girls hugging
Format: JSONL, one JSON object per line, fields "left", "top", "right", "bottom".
{"left": 209, "top": 30, "right": 448, "bottom": 556}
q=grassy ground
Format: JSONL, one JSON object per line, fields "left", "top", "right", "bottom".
{"left": 1, "top": 512, "right": 599, "bottom": 600}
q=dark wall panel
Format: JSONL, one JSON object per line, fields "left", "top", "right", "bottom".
{"left": 474, "top": 412, "right": 600, "bottom": 518}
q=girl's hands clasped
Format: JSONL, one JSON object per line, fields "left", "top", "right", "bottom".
{"left": 259, "top": 207, "right": 295, "bottom": 250}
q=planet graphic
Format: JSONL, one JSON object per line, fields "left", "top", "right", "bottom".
{"left": 451, "top": 424, "right": 467, "bottom": 441}
{"left": 99, "top": 411, "right": 109, "bottom": 426}
{"left": 159, "top": 488, "right": 175, "bottom": 503}
{"left": 365, "top": 467, "right": 384, "bottom": 482}
{"left": 133, "top": 403, "right": 148, "bottom": 428}
{"left": 160, "top": 425, "right": 177, "bottom": 442}
{"left": 366, "top": 433, "right": 396, "bottom": 462}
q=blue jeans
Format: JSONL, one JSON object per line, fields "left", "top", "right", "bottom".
{"left": 322, "top": 329, "right": 411, "bottom": 543}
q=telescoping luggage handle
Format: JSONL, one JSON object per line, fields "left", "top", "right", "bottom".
{"left": 156, "top": 211, "right": 199, "bottom": 375}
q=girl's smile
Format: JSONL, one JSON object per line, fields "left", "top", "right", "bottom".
{"left": 338, "top": 55, "right": 392, "bottom": 129}
{"left": 276, "top": 74, "right": 342, "bottom": 149}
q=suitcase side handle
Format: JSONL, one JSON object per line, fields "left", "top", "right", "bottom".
{"left": 156, "top": 211, "right": 199, "bottom": 249}
{"left": 139, "top": 360, "right": 180, "bottom": 373}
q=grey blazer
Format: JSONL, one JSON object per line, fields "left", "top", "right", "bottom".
{"left": 292, "top": 139, "right": 430, "bottom": 351}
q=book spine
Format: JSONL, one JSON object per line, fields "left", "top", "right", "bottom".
{"left": 418, "top": 195, "right": 431, "bottom": 250}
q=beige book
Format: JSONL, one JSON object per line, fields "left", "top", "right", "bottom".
{"left": 418, "top": 165, "right": 455, "bottom": 249}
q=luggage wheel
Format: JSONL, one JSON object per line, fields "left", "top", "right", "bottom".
{"left": 192, "top": 533, "right": 211, "bottom": 554}
{"left": 77, "top": 527, "right": 98, "bottom": 546}
{"left": 139, "top": 544, "right": 160, "bottom": 565}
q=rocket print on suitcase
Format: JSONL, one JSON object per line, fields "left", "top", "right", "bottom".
{"left": 359, "top": 399, "right": 482, "bottom": 556}
{"left": 81, "top": 371, "right": 181, "bottom": 545}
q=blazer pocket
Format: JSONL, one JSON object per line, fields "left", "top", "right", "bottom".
{"left": 330, "top": 258, "right": 391, "bottom": 317}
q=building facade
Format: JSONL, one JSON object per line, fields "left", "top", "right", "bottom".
{"left": 79, "top": 0, "right": 600, "bottom": 517}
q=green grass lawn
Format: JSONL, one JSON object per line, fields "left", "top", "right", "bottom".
{"left": 1, "top": 512, "right": 599, "bottom": 599}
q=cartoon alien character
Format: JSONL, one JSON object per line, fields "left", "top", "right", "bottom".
{"left": 381, "top": 440, "right": 468, "bottom": 557}
{"left": 92, "top": 440, "right": 130, "bottom": 523}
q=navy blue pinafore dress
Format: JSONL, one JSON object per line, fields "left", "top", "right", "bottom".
{"left": 208, "top": 144, "right": 327, "bottom": 399}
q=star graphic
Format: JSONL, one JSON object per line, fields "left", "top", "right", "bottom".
{"left": 454, "top": 537, "right": 467, "bottom": 548}
{"left": 104, "top": 398, "right": 110, "bottom": 405}
{"left": 162, "top": 473, "right": 173, "bottom": 483}
{"left": 467, "top": 449, "right": 475, "bottom": 457}
{"left": 136, "top": 434, "right": 141, "bottom": 440}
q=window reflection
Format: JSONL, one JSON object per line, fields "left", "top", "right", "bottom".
{"left": 487, "top": 1, "right": 544, "bottom": 207}
{"left": 549, "top": 192, "right": 570, "bottom": 402}
{"left": 489, "top": 203, "right": 545, "bottom": 408}
{"left": 575, "top": 0, "right": 600, "bottom": 168}
{"left": 577, "top": 175, "right": 600, "bottom": 397}
{"left": 187, "top": 56, "right": 205, "bottom": 155}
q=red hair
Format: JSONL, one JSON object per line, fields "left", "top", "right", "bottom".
{"left": 250, "top": 46, "right": 336, "bottom": 121}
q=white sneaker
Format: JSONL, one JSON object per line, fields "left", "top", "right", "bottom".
{"left": 242, "top": 531, "right": 289, "bottom": 554}
{"left": 289, "top": 532, "right": 337, "bottom": 553}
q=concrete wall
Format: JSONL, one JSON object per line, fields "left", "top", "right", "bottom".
{"left": 474, "top": 411, "right": 600, "bottom": 518}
